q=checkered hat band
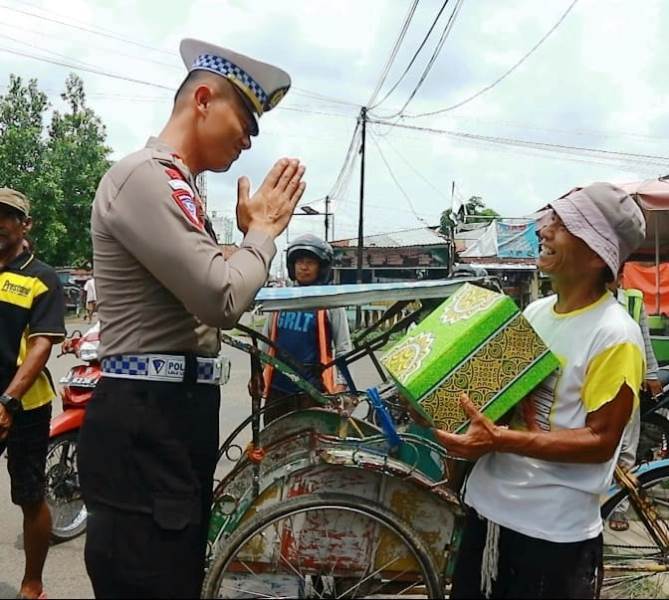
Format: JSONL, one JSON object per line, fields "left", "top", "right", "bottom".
{"left": 193, "top": 54, "right": 268, "bottom": 107}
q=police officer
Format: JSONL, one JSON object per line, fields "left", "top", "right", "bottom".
{"left": 78, "top": 39, "right": 306, "bottom": 598}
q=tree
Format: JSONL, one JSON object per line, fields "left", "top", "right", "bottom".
{"left": 0, "top": 75, "right": 48, "bottom": 197}
{"left": 439, "top": 195, "right": 500, "bottom": 235}
{"left": 0, "top": 73, "right": 110, "bottom": 266}
{"left": 45, "top": 74, "right": 111, "bottom": 265}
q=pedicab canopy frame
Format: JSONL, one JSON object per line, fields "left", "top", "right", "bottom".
{"left": 620, "top": 177, "right": 669, "bottom": 364}
{"left": 620, "top": 176, "right": 669, "bottom": 315}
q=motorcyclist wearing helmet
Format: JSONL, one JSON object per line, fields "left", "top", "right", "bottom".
{"left": 258, "top": 233, "right": 351, "bottom": 424}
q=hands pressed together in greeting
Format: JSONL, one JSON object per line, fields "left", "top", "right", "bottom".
{"left": 236, "top": 158, "right": 306, "bottom": 239}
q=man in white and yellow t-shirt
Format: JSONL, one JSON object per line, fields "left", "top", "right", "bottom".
{"left": 435, "top": 182, "right": 646, "bottom": 599}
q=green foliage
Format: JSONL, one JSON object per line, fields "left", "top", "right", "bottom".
{"left": 0, "top": 73, "right": 110, "bottom": 266}
{"left": 439, "top": 195, "right": 500, "bottom": 235}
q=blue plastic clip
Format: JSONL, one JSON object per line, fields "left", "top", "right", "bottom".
{"left": 367, "top": 387, "right": 402, "bottom": 449}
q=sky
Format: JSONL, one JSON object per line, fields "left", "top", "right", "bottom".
{"left": 1, "top": 0, "right": 668, "bottom": 272}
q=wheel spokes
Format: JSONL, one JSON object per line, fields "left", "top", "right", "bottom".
{"left": 213, "top": 504, "right": 435, "bottom": 599}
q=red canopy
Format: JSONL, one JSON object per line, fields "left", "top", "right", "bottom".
{"left": 622, "top": 262, "right": 669, "bottom": 316}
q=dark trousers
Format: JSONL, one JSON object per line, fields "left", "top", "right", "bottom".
{"left": 78, "top": 377, "right": 220, "bottom": 599}
{"left": 451, "top": 509, "right": 603, "bottom": 599}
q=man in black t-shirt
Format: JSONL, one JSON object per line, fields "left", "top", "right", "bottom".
{"left": 0, "top": 188, "right": 65, "bottom": 600}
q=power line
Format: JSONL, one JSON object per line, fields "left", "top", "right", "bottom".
{"left": 383, "top": 125, "right": 665, "bottom": 175}
{"left": 422, "top": 112, "right": 669, "bottom": 145}
{"left": 0, "top": 21, "right": 181, "bottom": 71}
{"left": 373, "top": 124, "right": 451, "bottom": 204}
{"left": 382, "top": 0, "right": 465, "bottom": 119}
{"left": 369, "top": 129, "right": 431, "bottom": 226}
{"left": 0, "top": 2, "right": 175, "bottom": 56}
{"left": 0, "top": 31, "right": 105, "bottom": 71}
{"left": 0, "top": 49, "right": 357, "bottom": 121}
{"left": 0, "top": 74, "right": 358, "bottom": 122}
{"left": 367, "top": 118, "right": 669, "bottom": 169}
{"left": 8, "top": 0, "right": 165, "bottom": 45}
{"left": 370, "top": 0, "right": 450, "bottom": 110}
{"left": 405, "top": 0, "right": 579, "bottom": 117}
{"left": 275, "top": 105, "right": 358, "bottom": 120}
{"left": 0, "top": 3, "right": 362, "bottom": 110}
{"left": 0, "top": 45, "right": 176, "bottom": 90}
{"left": 328, "top": 120, "right": 362, "bottom": 201}
{"left": 336, "top": 196, "right": 437, "bottom": 221}
{"left": 291, "top": 87, "right": 362, "bottom": 108}
{"left": 367, "top": 0, "right": 420, "bottom": 107}
{"left": 293, "top": 121, "right": 362, "bottom": 213}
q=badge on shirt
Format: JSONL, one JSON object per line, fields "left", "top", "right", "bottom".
{"left": 164, "top": 168, "right": 204, "bottom": 230}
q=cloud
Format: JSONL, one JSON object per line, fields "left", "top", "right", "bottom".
{"left": 0, "top": 0, "right": 667, "bottom": 278}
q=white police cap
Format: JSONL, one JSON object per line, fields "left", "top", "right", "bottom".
{"left": 180, "top": 38, "right": 291, "bottom": 131}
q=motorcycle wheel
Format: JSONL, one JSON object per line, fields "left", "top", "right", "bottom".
{"left": 45, "top": 432, "right": 88, "bottom": 542}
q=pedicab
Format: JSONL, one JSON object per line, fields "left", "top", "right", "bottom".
{"left": 621, "top": 176, "right": 669, "bottom": 366}
{"left": 202, "top": 275, "right": 500, "bottom": 599}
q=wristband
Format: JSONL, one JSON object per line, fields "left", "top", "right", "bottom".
{"left": 0, "top": 394, "right": 22, "bottom": 416}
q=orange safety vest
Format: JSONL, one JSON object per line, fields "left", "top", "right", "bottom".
{"left": 262, "top": 309, "right": 336, "bottom": 395}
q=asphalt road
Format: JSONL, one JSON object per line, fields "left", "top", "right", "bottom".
{"left": 0, "top": 322, "right": 380, "bottom": 598}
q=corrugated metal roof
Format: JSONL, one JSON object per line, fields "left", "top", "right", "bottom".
{"left": 461, "top": 257, "right": 537, "bottom": 270}
{"left": 332, "top": 227, "right": 447, "bottom": 248}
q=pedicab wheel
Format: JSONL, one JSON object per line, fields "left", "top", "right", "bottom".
{"left": 600, "top": 464, "right": 669, "bottom": 599}
{"left": 202, "top": 492, "right": 444, "bottom": 599}
{"left": 45, "top": 432, "right": 88, "bottom": 542}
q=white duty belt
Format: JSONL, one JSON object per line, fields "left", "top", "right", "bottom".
{"left": 101, "top": 354, "right": 230, "bottom": 385}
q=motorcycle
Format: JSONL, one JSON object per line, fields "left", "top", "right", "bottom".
{"left": 43, "top": 322, "right": 233, "bottom": 542}
{"left": 45, "top": 322, "right": 101, "bottom": 541}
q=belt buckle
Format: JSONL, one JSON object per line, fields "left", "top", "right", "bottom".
{"left": 217, "top": 356, "right": 231, "bottom": 386}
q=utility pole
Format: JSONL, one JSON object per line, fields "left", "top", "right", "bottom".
{"left": 356, "top": 106, "right": 367, "bottom": 328}
{"left": 196, "top": 172, "right": 208, "bottom": 211}
{"left": 449, "top": 180, "right": 456, "bottom": 274}
{"left": 324, "top": 195, "right": 331, "bottom": 242}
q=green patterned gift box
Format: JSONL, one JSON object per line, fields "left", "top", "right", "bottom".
{"left": 382, "top": 283, "right": 559, "bottom": 433}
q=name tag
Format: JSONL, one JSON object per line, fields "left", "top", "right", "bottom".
{"left": 166, "top": 360, "right": 185, "bottom": 378}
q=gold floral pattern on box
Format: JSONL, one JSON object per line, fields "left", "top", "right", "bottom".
{"left": 440, "top": 285, "right": 503, "bottom": 326}
{"left": 382, "top": 332, "right": 435, "bottom": 384}
{"left": 420, "top": 315, "right": 549, "bottom": 432}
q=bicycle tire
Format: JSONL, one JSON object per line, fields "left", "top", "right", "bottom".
{"left": 202, "top": 492, "right": 444, "bottom": 599}
{"left": 600, "top": 464, "right": 669, "bottom": 598}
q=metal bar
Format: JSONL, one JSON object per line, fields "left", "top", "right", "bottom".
{"left": 220, "top": 333, "right": 329, "bottom": 405}
{"left": 656, "top": 216, "right": 661, "bottom": 314}
{"left": 354, "top": 300, "right": 412, "bottom": 345}
{"left": 250, "top": 339, "right": 262, "bottom": 498}
{"left": 236, "top": 323, "right": 310, "bottom": 375}
{"left": 368, "top": 349, "right": 389, "bottom": 383}
{"left": 356, "top": 107, "right": 367, "bottom": 328}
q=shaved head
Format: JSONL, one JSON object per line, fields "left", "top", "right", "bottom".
{"left": 173, "top": 70, "right": 232, "bottom": 111}
{"left": 166, "top": 70, "right": 257, "bottom": 172}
